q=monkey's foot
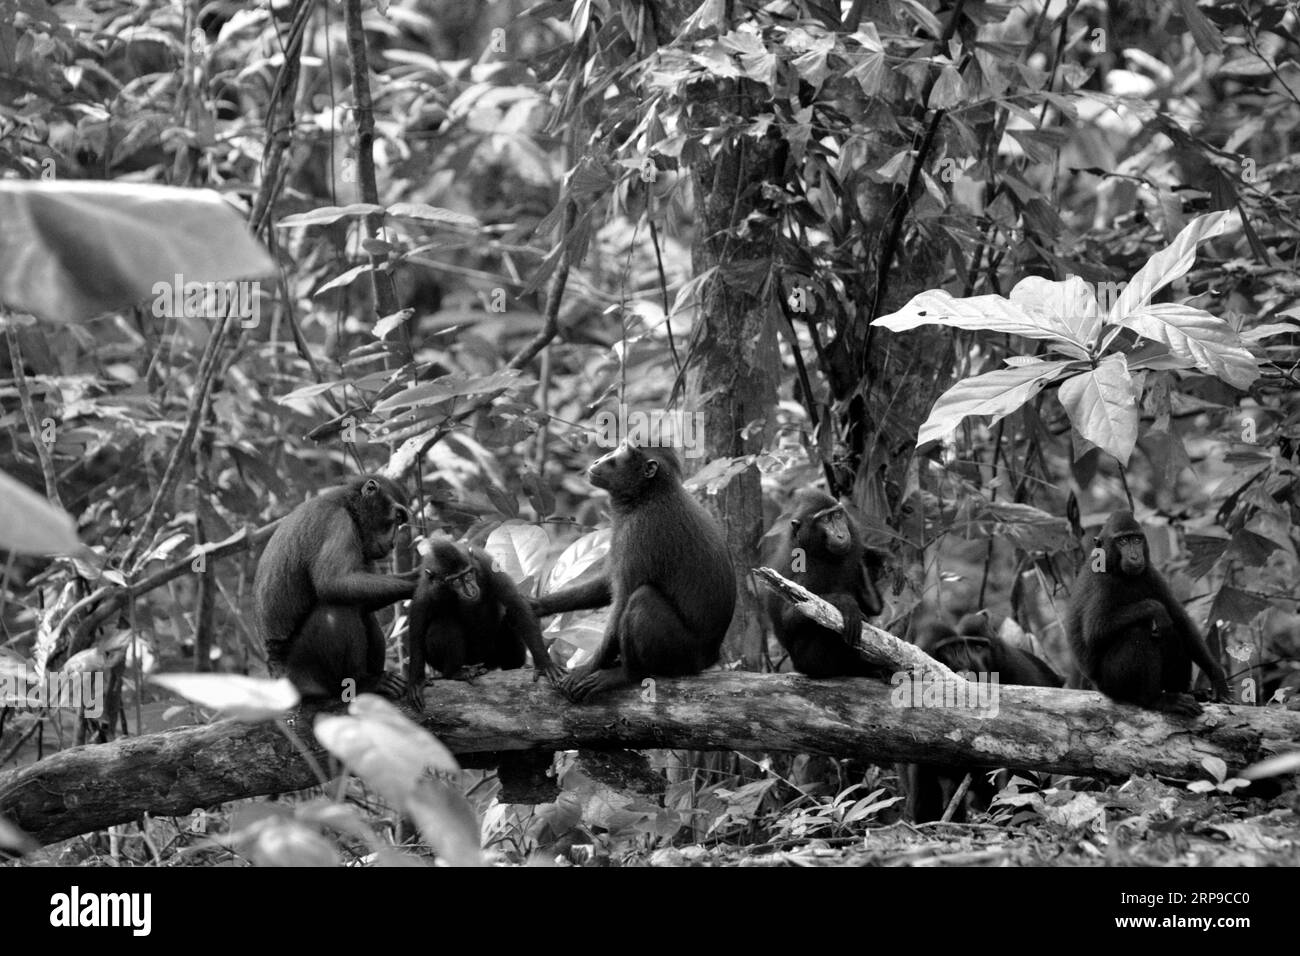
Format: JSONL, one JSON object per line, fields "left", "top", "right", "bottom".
{"left": 559, "top": 666, "right": 628, "bottom": 703}
{"left": 1153, "top": 692, "right": 1202, "bottom": 717}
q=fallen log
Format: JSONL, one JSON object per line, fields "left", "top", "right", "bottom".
{"left": 0, "top": 669, "right": 1296, "bottom": 845}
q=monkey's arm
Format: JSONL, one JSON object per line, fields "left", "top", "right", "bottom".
{"left": 405, "top": 579, "right": 433, "bottom": 707}
{"left": 482, "top": 557, "right": 563, "bottom": 684}
{"left": 533, "top": 574, "right": 612, "bottom": 615}
{"left": 310, "top": 515, "right": 415, "bottom": 609}
{"left": 779, "top": 591, "right": 863, "bottom": 644}
{"left": 1107, "top": 598, "right": 1170, "bottom": 635}
{"left": 1158, "top": 582, "right": 1231, "bottom": 700}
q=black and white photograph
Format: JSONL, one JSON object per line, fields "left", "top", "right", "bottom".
{"left": 0, "top": 0, "right": 1294, "bottom": 913}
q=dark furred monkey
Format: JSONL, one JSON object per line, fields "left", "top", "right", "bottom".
{"left": 765, "top": 488, "right": 886, "bottom": 677}
{"left": 254, "top": 475, "right": 414, "bottom": 702}
{"left": 407, "top": 538, "right": 562, "bottom": 698}
{"left": 533, "top": 442, "right": 736, "bottom": 702}
{"left": 1066, "top": 510, "right": 1229, "bottom": 716}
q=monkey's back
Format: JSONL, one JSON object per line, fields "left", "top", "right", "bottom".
{"left": 253, "top": 487, "right": 353, "bottom": 664}
{"left": 610, "top": 486, "right": 736, "bottom": 647}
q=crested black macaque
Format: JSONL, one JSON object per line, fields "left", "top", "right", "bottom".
{"left": 905, "top": 611, "right": 1064, "bottom": 823}
{"left": 254, "top": 475, "right": 414, "bottom": 702}
{"left": 532, "top": 442, "right": 736, "bottom": 702}
{"left": 765, "top": 488, "right": 886, "bottom": 677}
{"left": 1066, "top": 510, "right": 1230, "bottom": 716}
{"left": 406, "top": 537, "right": 563, "bottom": 699}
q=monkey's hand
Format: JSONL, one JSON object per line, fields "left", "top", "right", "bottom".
{"left": 403, "top": 679, "right": 427, "bottom": 713}
{"left": 1137, "top": 599, "right": 1173, "bottom": 632}
{"left": 373, "top": 671, "right": 408, "bottom": 701}
{"left": 533, "top": 658, "right": 565, "bottom": 687}
{"left": 823, "top": 594, "right": 863, "bottom": 645}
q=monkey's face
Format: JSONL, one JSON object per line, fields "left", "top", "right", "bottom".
{"left": 816, "top": 509, "right": 853, "bottom": 557}
{"left": 442, "top": 566, "right": 480, "bottom": 603}
{"left": 358, "top": 478, "right": 409, "bottom": 560}
{"left": 588, "top": 442, "right": 657, "bottom": 494}
{"left": 1112, "top": 533, "right": 1147, "bottom": 575}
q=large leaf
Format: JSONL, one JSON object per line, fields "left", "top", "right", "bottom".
{"left": 151, "top": 674, "right": 300, "bottom": 721}
{"left": 917, "top": 360, "right": 1076, "bottom": 446}
{"left": 874, "top": 289, "right": 1078, "bottom": 347}
{"left": 1118, "top": 303, "right": 1258, "bottom": 389}
{"left": 1008, "top": 275, "right": 1101, "bottom": 355}
{"left": 1108, "top": 210, "right": 1239, "bottom": 321}
{"left": 0, "top": 181, "right": 274, "bottom": 321}
{"left": 484, "top": 521, "right": 550, "bottom": 585}
{"left": 1057, "top": 354, "right": 1139, "bottom": 463}
{"left": 544, "top": 528, "right": 612, "bottom": 594}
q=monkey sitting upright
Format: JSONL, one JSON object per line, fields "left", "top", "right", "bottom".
{"left": 406, "top": 537, "right": 561, "bottom": 704}
{"left": 764, "top": 488, "right": 887, "bottom": 678}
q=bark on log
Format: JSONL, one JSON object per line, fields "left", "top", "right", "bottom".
{"left": 1, "top": 669, "right": 1297, "bottom": 846}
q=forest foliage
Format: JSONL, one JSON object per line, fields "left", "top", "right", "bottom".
{"left": 0, "top": 0, "right": 1299, "bottom": 864}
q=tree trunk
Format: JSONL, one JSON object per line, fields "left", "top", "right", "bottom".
{"left": 686, "top": 88, "right": 782, "bottom": 671}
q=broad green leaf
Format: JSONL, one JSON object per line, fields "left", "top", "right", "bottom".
{"left": 847, "top": 49, "right": 887, "bottom": 95}
{"left": 544, "top": 528, "right": 612, "bottom": 594}
{"left": 1108, "top": 210, "right": 1240, "bottom": 320}
{"left": 1057, "top": 354, "right": 1138, "bottom": 464}
{"left": 928, "top": 65, "right": 964, "bottom": 109}
{"left": 719, "top": 31, "right": 776, "bottom": 88}
{"left": 1120, "top": 303, "right": 1258, "bottom": 389}
{"left": 0, "top": 471, "right": 80, "bottom": 556}
{"left": 406, "top": 777, "right": 484, "bottom": 867}
{"left": 315, "top": 695, "right": 461, "bottom": 806}
{"left": 789, "top": 33, "right": 834, "bottom": 89}
{"left": 0, "top": 181, "right": 273, "bottom": 322}
{"left": 917, "top": 360, "right": 1076, "bottom": 446}
{"left": 874, "top": 289, "right": 1079, "bottom": 348}
{"left": 1009, "top": 275, "right": 1103, "bottom": 353}
{"left": 151, "top": 674, "right": 300, "bottom": 721}
{"left": 485, "top": 521, "right": 550, "bottom": 584}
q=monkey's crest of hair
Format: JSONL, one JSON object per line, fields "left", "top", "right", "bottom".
{"left": 589, "top": 443, "right": 686, "bottom": 509}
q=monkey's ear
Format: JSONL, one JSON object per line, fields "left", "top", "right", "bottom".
{"left": 362, "top": 478, "right": 380, "bottom": 496}
{"left": 790, "top": 518, "right": 801, "bottom": 533}
{"left": 644, "top": 460, "right": 659, "bottom": 478}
